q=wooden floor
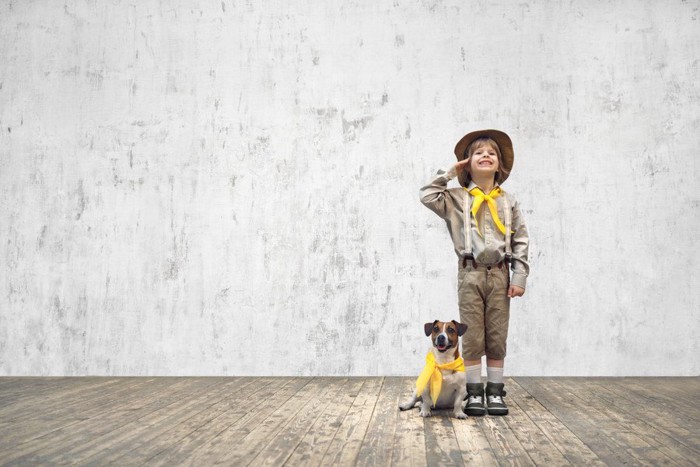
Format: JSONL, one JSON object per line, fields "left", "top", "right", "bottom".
{"left": 0, "top": 377, "right": 698, "bottom": 466}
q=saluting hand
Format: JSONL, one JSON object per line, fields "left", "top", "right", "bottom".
{"left": 454, "top": 159, "right": 471, "bottom": 173}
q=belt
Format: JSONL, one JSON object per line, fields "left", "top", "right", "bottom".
{"left": 461, "top": 255, "right": 509, "bottom": 270}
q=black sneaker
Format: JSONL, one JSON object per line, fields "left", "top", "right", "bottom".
{"left": 485, "top": 382, "right": 508, "bottom": 415}
{"left": 464, "top": 383, "right": 487, "bottom": 416}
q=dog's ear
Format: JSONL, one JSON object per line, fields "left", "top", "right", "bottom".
{"left": 424, "top": 320, "right": 438, "bottom": 336}
{"left": 453, "top": 320, "right": 468, "bottom": 337}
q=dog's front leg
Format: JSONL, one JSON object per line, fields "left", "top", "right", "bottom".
{"left": 452, "top": 385, "right": 467, "bottom": 419}
{"left": 418, "top": 388, "right": 432, "bottom": 417}
{"left": 399, "top": 391, "right": 420, "bottom": 411}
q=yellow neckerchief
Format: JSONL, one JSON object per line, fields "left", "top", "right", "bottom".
{"left": 415, "top": 351, "right": 465, "bottom": 407}
{"left": 466, "top": 186, "right": 507, "bottom": 236}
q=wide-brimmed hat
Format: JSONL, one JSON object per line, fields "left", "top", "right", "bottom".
{"left": 453, "top": 129, "right": 514, "bottom": 186}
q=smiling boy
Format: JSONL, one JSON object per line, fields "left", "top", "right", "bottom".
{"left": 419, "top": 129, "right": 529, "bottom": 416}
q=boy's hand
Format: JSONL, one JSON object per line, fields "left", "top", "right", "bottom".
{"left": 454, "top": 159, "right": 470, "bottom": 173}
{"left": 507, "top": 285, "right": 525, "bottom": 298}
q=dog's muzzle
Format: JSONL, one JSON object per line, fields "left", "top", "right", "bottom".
{"left": 436, "top": 334, "right": 450, "bottom": 352}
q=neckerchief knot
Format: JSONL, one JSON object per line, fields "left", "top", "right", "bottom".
{"left": 466, "top": 186, "right": 507, "bottom": 236}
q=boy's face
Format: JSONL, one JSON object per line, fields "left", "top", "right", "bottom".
{"left": 468, "top": 143, "right": 499, "bottom": 179}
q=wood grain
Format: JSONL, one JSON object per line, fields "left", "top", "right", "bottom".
{"left": 0, "top": 376, "right": 697, "bottom": 466}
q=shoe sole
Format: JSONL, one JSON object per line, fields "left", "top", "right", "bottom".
{"left": 487, "top": 407, "right": 508, "bottom": 416}
{"left": 465, "top": 407, "right": 487, "bottom": 416}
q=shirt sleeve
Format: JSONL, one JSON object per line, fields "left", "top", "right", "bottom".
{"left": 509, "top": 197, "right": 530, "bottom": 289}
{"left": 418, "top": 166, "right": 458, "bottom": 219}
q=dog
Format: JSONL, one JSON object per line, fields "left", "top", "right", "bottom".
{"left": 399, "top": 320, "right": 468, "bottom": 418}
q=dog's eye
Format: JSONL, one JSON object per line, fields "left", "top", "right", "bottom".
{"left": 447, "top": 328, "right": 455, "bottom": 333}
{"left": 433, "top": 326, "right": 439, "bottom": 332}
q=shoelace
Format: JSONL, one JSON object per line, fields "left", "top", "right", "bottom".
{"left": 468, "top": 395, "right": 483, "bottom": 404}
{"left": 488, "top": 395, "right": 503, "bottom": 404}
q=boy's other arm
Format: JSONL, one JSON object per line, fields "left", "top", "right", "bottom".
{"left": 509, "top": 198, "right": 530, "bottom": 292}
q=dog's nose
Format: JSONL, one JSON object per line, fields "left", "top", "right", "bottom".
{"left": 437, "top": 335, "right": 447, "bottom": 345}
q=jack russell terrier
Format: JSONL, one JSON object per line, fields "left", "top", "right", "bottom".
{"left": 399, "top": 320, "right": 469, "bottom": 419}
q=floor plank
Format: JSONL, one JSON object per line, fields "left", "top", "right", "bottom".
{"left": 423, "top": 414, "right": 464, "bottom": 466}
{"left": 0, "top": 377, "right": 181, "bottom": 454}
{"left": 3, "top": 378, "right": 222, "bottom": 465}
{"left": 452, "top": 416, "right": 498, "bottom": 466}
{"left": 516, "top": 378, "right": 683, "bottom": 466}
{"left": 355, "top": 376, "right": 404, "bottom": 467}
{"left": 481, "top": 409, "right": 534, "bottom": 466}
{"left": 0, "top": 378, "right": 146, "bottom": 450}
{"left": 319, "top": 377, "right": 384, "bottom": 466}
{"left": 83, "top": 377, "right": 274, "bottom": 465}
{"left": 212, "top": 377, "right": 333, "bottom": 465}
{"left": 0, "top": 377, "right": 126, "bottom": 421}
{"left": 503, "top": 379, "right": 577, "bottom": 466}
{"left": 390, "top": 377, "right": 428, "bottom": 467}
{"left": 247, "top": 378, "right": 350, "bottom": 466}
{"left": 72, "top": 377, "right": 254, "bottom": 464}
{"left": 129, "top": 377, "right": 284, "bottom": 465}
{"left": 0, "top": 376, "right": 697, "bottom": 466}
{"left": 610, "top": 377, "right": 700, "bottom": 422}
{"left": 284, "top": 378, "right": 368, "bottom": 466}
{"left": 161, "top": 377, "right": 312, "bottom": 466}
{"left": 580, "top": 378, "right": 700, "bottom": 465}
{"left": 508, "top": 378, "right": 605, "bottom": 466}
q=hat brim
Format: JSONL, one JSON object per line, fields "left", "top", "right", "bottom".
{"left": 454, "top": 129, "right": 514, "bottom": 186}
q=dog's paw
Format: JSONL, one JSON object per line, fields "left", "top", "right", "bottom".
{"left": 419, "top": 409, "right": 432, "bottom": 418}
{"left": 398, "top": 402, "right": 413, "bottom": 411}
{"left": 453, "top": 410, "right": 468, "bottom": 419}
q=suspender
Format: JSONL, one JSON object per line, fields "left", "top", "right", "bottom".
{"left": 502, "top": 193, "right": 512, "bottom": 263}
{"left": 463, "top": 192, "right": 473, "bottom": 262}
{"left": 462, "top": 189, "right": 512, "bottom": 267}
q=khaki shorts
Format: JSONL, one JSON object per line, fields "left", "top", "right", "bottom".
{"left": 458, "top": 260, "right": 511, "bottom": 360}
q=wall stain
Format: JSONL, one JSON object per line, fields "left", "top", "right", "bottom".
{"left": 37, "top": 225, "right": 47, "bottom": 249}
{"left": 75, "top": 179, "right": 86, "bottom": 220}
{"left": 341, "top": 111, "right": 373, "bottom": 142}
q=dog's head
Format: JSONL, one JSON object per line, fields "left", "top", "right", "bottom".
{"left": 424, "top": 320, "right": 468, "bottom": 353}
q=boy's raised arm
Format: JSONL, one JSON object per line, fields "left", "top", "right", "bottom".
{"left": 418, "top": 165, "right": 458, "bottom": 219}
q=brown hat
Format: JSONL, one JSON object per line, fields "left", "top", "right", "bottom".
{"left": 453, "top": 129, "right": 514, "bottom": 186}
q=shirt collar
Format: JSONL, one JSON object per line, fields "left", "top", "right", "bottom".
{"left": 467, "top": 180, "right": 501, "bottom": 192}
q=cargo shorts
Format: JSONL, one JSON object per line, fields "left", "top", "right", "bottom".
{"left": 458, "top": 259, "right": 511, "bottom": 360}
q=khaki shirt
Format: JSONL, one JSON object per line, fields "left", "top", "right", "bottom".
{"left": 419, "top": 166, "right": 530, "bottom": 289}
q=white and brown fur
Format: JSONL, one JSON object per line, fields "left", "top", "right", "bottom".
{"left": 399, "top": 320, "right": 469, "bottom": 418}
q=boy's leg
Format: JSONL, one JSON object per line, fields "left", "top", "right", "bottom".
{"left": 458, "top": 262, "right": 487, "bottom": 416}
{"left": 483, "top": 266, "right": 510, "bottom": 415}
{"left": 465, "top": 360, "right": 482, "bottom": 383}
{"left": 485, "top": 359, "right": 508, "bottom": 415}
{"left": 486, "top": 359, "right": 504, "bottom": 383}
{"left": 464, "top": 359, "right": 485, "bottom": 415}
{"left": 457, "top": 261, "right": 487, "bottom": 363}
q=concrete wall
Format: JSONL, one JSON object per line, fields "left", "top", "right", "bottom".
{"left": 1, "top": 0, "right": 698, "bottom": 376}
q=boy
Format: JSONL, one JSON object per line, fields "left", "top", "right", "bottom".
{"left": 419, "top": 129, "right": 529, "bottom": 416}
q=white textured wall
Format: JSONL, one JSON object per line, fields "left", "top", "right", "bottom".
{"left": 1, "top": 0, "right": 699, "bottom": 376}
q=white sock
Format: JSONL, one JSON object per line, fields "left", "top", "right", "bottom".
{"left": 466, "top": 364, "right": 482, "bottom": 384}
{"left": 486, "top": 366, "right": 504, "bottom": 384}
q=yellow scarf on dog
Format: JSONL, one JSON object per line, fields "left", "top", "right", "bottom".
{"left": 415, "top": 352, "right": 465, "bottom": 407}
